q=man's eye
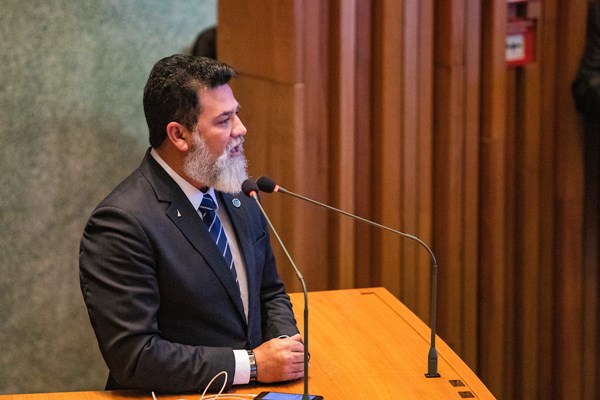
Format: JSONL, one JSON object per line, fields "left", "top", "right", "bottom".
{"left": 218, "top": 118, "right": 230, "bottom": 125}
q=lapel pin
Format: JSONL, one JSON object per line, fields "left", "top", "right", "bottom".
{"left": 232, "top": 198, "right": 241, "bottom": 208}
{"left": 177, "top": 209, "right": 182, "bottom": 217}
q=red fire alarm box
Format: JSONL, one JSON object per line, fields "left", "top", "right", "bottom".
{"left": 506, "top": 18, "right": 536, "bottom": 66}
{"left": 506, "top": 0, "right": 537, "bottom": 67}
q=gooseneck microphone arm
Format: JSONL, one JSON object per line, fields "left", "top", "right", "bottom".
{"left": 241, "top": 179, "right": 311, "bottom": 400}
{"left": 256, "top": 175, "right": 440, "bottom": 378}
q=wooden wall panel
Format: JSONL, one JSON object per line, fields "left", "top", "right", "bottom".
{"left": 292, "top": 0, "right": 332, "bottom": 292}
{"left": 432, "top": 0, "right": 480, "bottom": 368}
{"left": 219, "top": 0, "right": 332, "bottom": 292}
{"left": 227, "top": 78, "right": 306, "bottom": 288}
{"left": 219, "top": 0, "right": 298, "bottom": 83}
{"left": 219, "top": 0, "right": 596, "bottom": 399}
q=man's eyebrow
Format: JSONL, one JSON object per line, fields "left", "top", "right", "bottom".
{"left": 217, "top": 105, "right": 241, "bottom": 117}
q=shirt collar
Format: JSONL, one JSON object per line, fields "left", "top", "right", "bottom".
{"left": 150, "top": 148, "right": 217, "bottom": 211}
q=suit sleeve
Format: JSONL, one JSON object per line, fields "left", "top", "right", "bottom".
{"left": 79, "top": 205, "right": 235, "bottom": 393}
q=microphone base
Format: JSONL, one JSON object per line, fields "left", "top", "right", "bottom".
{"left": 426, "top": 347, "right": 440, "bottom": 378}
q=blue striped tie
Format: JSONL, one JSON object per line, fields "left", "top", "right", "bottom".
{"left": 199, "top": 194, "right": 238, "bottom": 284}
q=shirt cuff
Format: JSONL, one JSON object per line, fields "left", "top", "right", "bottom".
{"left": 233, "top": 349, "right": 251, "bottom": 385}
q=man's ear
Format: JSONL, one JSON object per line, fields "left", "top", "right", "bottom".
{"left": 165, "top": 122, "right": 190, "bottom": 152}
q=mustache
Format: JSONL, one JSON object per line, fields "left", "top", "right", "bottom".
{"left": 226, "top": 137, "right": 244, "bottom": 151}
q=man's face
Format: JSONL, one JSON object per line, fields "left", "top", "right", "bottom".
{"left": 183, "top": 84, "right": 248, "bottom": 193}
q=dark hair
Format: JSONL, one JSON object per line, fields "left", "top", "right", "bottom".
{"left": 191, "top": 27, "right": 217, "bottom": 59}
{"left": 143, "top": 54, "right": 237, "bottom": 148}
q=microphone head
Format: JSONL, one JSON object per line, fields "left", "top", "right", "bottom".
{"left": 257, "top": 176, "right": 278, "bottom": 193}
{"left": 241, "top": 179, "right": 259, "bottom": 198}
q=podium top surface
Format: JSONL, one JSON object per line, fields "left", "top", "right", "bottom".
{"left": 0, "top": 288, "right": 495, "bottom": 400}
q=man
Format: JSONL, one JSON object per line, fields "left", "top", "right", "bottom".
{"left": 79, "top": 54, "right": 304, "bottom": 393}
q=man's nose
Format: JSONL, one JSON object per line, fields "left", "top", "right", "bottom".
{"left": 232, "top": 114, "right": 247, "bottom": 137}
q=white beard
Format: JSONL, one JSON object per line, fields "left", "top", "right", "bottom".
{"left": 183, "top": 133, "right": 248, "bottom": 194}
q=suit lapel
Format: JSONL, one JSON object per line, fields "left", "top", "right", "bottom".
{"left": 140, "top": 152, "right": 246, "bottom": 321}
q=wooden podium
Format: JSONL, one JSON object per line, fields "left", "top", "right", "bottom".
{"left": 0, "top": 288, "right": 495, "bottom": 399}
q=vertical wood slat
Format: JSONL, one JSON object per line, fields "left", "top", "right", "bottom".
{"left": 504, "top": 70, "right": 518, "bottom": 400}
{"left": 553, "top": 0, "right": 586, "bottom": 397}
{"left": 433, "top": 0, "right": 469, "bottom": 356}
{"left": 401, "top": 0, "right": 419, "bottom": 310}
{"left": 462, "top": 0, "right": 482, "bottom": 370}
{"left": 478, "top": 1, "right": 508, "bottom": 398}
{"left": 401, "top": 0, "right": 435, "bottom": 326}
{"left": 292, "top": 0, "right": 332, "bottom": 292}
{"left": 372, "top": 0, "right": 403, "bottom": 296}
{"left": 353, "top": 0, "right": 374, "bottom": 289}
{"left": 413, "top": 0, "right": 435, "bottom": 322}
{"left": 536, "top": 0, "right": 558, "bottom": 398}
{"left": 515, "top": 62, "right": 543, "bottom": 400}
{"left": 330, "top": 0, "right": 357, "bottom": 289}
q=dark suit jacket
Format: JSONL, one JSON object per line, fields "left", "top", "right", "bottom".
{"left": 79, "top": 150, "right": 298, "bottom": 393}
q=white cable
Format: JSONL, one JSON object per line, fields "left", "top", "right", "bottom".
{"left": 150, "top": 371, "right": 257, "bottom": 400}
{"left": 199, "top": 371, "right": 228, "bottom": 400}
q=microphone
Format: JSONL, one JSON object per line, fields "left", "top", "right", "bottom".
{"left": 241, "top": 179, "right": 312, "bottom": 400}
{"left": 256, "top": 176, "right": 441, "bottom": 378}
